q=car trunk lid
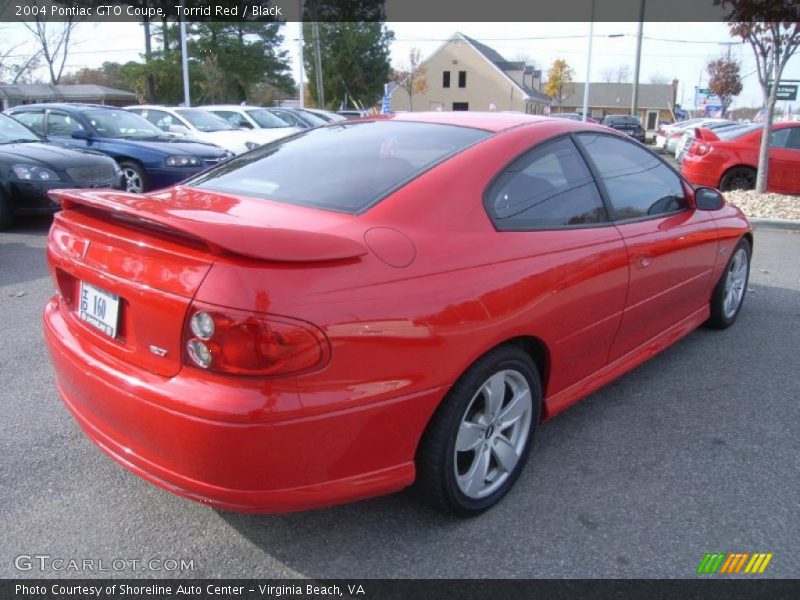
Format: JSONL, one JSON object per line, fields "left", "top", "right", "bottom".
{"left": 47, "top": 186, "right": 367, "bottom": 377}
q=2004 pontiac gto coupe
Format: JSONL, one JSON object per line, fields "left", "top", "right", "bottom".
{"left": 43, "top": 112, "right": 752, "bottom": 516}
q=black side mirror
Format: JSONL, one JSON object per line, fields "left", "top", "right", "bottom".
{"left": 695, "top": 187, "right": 724, "bottom": 211}
{"left": 71, "top": 130, "right": 90, "bottom": 140}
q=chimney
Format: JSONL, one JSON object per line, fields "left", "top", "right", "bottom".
{"left": 533, "top": 70, "right": 542, "bottom": 92}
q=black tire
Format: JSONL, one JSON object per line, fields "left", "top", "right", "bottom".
{"left": 705, "top": 237, "right": 751, "bottom": 330}
{"left": 413, "top": 344, "right": 542, "bottom": 516}
{"left": 118, "top": 160, "right": 148, "bottom": 194}
{"left": 0, "top": 188, "right": 13, "bottom": 231}
{"left": 719, "top": 167, "right": 756, "bottom": 192}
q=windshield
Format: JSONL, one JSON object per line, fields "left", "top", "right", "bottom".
{"left": 246, "top": 109, "right": 293, "bottom": 129}
{"left": 175, "top": 109, "right": 235, "bottom": 132}
{"left": 186, "top": 121, "right": 490, "bottom": 214}
{"left": 0, "top": 114, "right": 40, "bottom": 143}
{"left": 84, "top": 109, "right": 164, "bottom": 138}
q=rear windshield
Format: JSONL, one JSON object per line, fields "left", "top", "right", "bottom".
{"left": 717, "top": 124, "right": 760, "bottom": 139}
{"left": 186, "top": 120, "right": 490, "bottom": 213}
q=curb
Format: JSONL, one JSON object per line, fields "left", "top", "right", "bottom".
{"left": 749, "top": 218, "right": 800, "bottom": 231}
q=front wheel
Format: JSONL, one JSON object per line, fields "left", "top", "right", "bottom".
{"left": 705, "top": 238, "right": 751, "bottom": 329}
{"left": 413, "top": 345, "right": 541, "bottom": 516}
{"left": 119, "top": 161, "right": 147, "bottom": 194}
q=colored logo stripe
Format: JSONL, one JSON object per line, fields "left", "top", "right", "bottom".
{"left": 697, "top": 553, "right": 773, "bottom": 574}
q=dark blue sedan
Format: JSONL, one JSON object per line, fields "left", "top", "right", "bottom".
{"left": 6, "top": 104, "right": 231, "bottom": 193}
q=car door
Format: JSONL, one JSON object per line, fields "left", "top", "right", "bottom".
{"left": 44, "top": 109, "right": 90, "bottom": 150}
{"left": 768, "top": 126, "right": 800, "bottom": 194}
{"left": 575, "top": 132, "right": 719, "bottom": 362}
{"left": 483, "top": 135, "right": 629, "bottom": 394}
{"left": 12, "top": 109, "right": 46, "bottom": 136}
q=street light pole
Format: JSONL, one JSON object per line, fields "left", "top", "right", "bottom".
{"left": 581, "top": 0, "right": 596, "bottom": 122}
{"left": 631, "top": 0, "right": 645, "bottom": 118}
{"left": 179, "top": 15, "right": 190, "bottom": 107}
{"left": 298, "top": 10, "right": 305, "bottom": 108}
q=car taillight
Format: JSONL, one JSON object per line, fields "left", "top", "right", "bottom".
{"left": 182, "top": 302, "right": 329, "bottom": 376}
{"left": 691, "top": 141, "right": 712, "bottom": 156}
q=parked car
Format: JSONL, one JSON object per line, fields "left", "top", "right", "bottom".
{"left": 682, "top": 121, "right": 800, "bottom": 193}
{"left": 675, "top": 121, "right": 740, "bottom": 164}
{"left": 665, "top": 118, "right": 731, "bottom": 156}
{"left": 6, "top": 104, "right": 229, "bottom": 193}
{"left": 0, "top": 112, "right": 122, "bottom": 229}
{"left": 337, "top": 109, "right": 371, "bottom": 119}
{"left": 197, "top": 104, "right": 307, "bottom": 133}
{"left": 550, "top": 112, "right": 599, "bottom": 124}
{"left": 655, "top": 117, "right": 705, "bottom": 151}
{"left": 261, "top": 107, "right": 328, "bottom": 129}
{"left": 43, "top": 112, "right": 751, "bottom": 516}
{"left": 125, "top": 106, "right": 298, "bottom": 154}
{"left": 601, "top": 115, "right": 646, "bottom": 143}
{"left": 300, "top": 108, "right": 347, "bottom": 123}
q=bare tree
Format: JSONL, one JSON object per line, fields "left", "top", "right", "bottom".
{"left": 648, "top": 72, "right": 669, "bottom": 84}
{"left": 0, "top": 41, "right": 42, "bottom": 83}
{"left": 392, "top": 47, "right": 428, "bottom": 111}
{"left": 601, "top": 65, "right": 630, "bottom": 83}
{"left": 24, "top": 16, "right": 79, "bottom": 84}
{"left": 716, "top": 0, "right": 800, "bottom": 192}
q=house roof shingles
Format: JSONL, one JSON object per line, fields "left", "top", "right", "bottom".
{"left": 460, "top": 33, "right": 551, "bottom": 104}
{"left": 560, "top": 82, "right": 675, "bottom": 109}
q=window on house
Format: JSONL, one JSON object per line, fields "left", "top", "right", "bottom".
{"left": 443, "top": 71, "right": 451, "bottom": 88}
{"left": 458, "top": 71, "right": 467, "bottom": 88}
{"left": 452, "top": 102, "right": 469, "bottom": 111}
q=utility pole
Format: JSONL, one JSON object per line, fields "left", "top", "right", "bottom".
{"left": 581, "top": 0, "right": 596, "bottom": 122}
{"left": 297, "top": 7, "right": 305, "bottom": 109}
{"left": 631, "top": 0, "right": 645, "bottom": 118}
{"left": 309, "top": 0, "right": 324, "bottom": 108}
{"left": 179, "top": 14, "right": 190, "bottom": 107}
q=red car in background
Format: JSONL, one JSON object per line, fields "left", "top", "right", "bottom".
{"left": 43, "top": 112, "right": 752, "bottom": 516}
{"left": 681, "top": 121, "right": 800, "bottom": 194}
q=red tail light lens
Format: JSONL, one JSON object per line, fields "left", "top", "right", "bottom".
{"left": 182, "top": 302, "right": 329, "bottom": 376}
{"left": 691, "top": 142, "right": 712, "bottom": 156}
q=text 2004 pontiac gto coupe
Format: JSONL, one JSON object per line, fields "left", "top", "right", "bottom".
{"left": 43, "top": 112, "right": 752, "bottom": 516}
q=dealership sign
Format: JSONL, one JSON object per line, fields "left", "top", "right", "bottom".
{"left": 767, "top": 84, "right": 799, "bottom": 101}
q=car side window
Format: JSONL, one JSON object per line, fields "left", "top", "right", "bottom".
{"left": 485, "top": 136, "right": 609, "bottom": 230}
{"left": 143, "top": 110, "right": 174, "bottom": 130}
{"left": 770, "top": 128, "right": 792, "bottom": 148}
{"left": 47, "top": 112, "right": 85, "bottom": 137}
{"left": 576, "top": 133, "right": 687, "bottom": 220}
{"left": 212, "top": 111, "right": 240, "bottom": 126}
{"left": 787, "top": 128, "right": 800, "bottom": 151}
{"left": 13, "top": 111, "right": 44, "bottom": 135}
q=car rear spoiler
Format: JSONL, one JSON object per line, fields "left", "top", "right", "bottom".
{"left": 48, "top": 188, "right": 368, "bottom": 263}
{"left": 694, "top": 127, "right": 720, "bottom": 142}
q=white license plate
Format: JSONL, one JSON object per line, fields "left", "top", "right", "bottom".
{"left": 78, "top": 281, "right": 120, "bottom": 338}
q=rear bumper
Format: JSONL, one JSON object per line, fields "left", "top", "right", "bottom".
{"left": 681, "top": 157, "right": 721, "bottom": 189}
{"left": 43, "top": 297, "right": 443, "bottom": 513}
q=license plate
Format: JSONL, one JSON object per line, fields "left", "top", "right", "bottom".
{"left": 78, "top": 281, "right": 120, "bottom": 338}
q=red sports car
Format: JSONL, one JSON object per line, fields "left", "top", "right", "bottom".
{"left": 681, "top": 121, "right": 800, "bottom": 194}
{"left": 44, "top": 112, "right": 752, "bottom": 516}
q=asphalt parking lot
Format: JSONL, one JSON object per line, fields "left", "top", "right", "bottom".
{"left": 1, "top": 217, "right": 798, "bottom": 579}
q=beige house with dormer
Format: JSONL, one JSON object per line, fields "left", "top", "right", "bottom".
{"left": 390, "top": 32, "right": 551, "bottom": 114}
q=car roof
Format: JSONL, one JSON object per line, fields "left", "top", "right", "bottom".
{"left": 8, "top": 103, "right": 115, "bottom": 112}
{"left": 384, "top": 111, "right": 550, "bottom": 133}
{"left": 198, "top": 105, "right": 262, "bottom": 110}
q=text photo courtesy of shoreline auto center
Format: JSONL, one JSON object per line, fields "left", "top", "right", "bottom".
{"left": 1, "top": 0, "right": 799, "bottom": 598}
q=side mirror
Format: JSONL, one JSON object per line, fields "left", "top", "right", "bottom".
{"left": 695, "top": 187, "right": 724, "bottom": 211}
{"left": 71, "top": 130, "right": 90, "bottom": 140}
{"left": 168, "top": 124, "right": 190, "bottom": 135}
{"left": 239, "top": 121, "right": 254, "bottom": 129}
